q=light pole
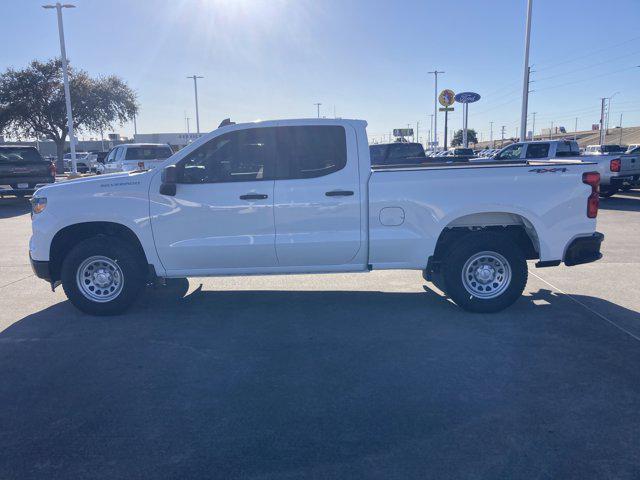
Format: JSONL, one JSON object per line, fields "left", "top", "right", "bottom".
{"left": 43, "top": 2, "right": 77, "bottom": 175}
{"left": 186, "top": 75, "right": 203, "bottom": 134}
{"left": 314, "top": 103, "right": 322, "bottom": 118}
{"left": 530, "top": 113, "right": 535, "bottom": 140}
{"left": 490, "top": 121, "right": 494, "bottom": 148}
{"left": 520, "top": 0, "right": 533, "bottom": 142}
{"left": 619, "top": 113, "right": 623, "bottom": 144}
{"left": 428, "top": 70, "right": 444, "bottom": 150}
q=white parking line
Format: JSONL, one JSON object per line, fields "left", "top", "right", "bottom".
{"left": 529, "top": 270, "right": 640, "bottom": 343}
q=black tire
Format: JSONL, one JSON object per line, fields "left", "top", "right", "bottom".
{"left": 599, "top": 186, "right": 618, "bottom": 198}
{"left": 440, "top": 232, "right": 528, "bottom": 313}
{"left": 61, "top": 236, "right": 146, "bottom": 315}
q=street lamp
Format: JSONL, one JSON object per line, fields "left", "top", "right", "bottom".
{"left": 519, "top": 0, "right": 533, "bottom": 142}
{"left": 314, "top": 103, "right": 322, "bottom": 118}
{"left": 43, "top": 2, "right": 78, "bottom": 175}
{"left": 186, "top": 75, "right": 203, "bottom": 134}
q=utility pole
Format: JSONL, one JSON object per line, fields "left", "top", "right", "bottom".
{"left": 133, "top": 112, "right": 138, "bottom": 137}
{"left": 314, "top": 102, "right": 322, "bottom": 118}
{"left": 43, "top": 2, "right": 77, "bottom": 175}
{"left": 186, "top": 75, "right": 203, "bottom": 134}
{"left": 429, "top": 114, "right": 434, "bottom": 150}
{"left": 619, "top": 113, "right": 623, "bottom": 144}
{"left": 490, "top": 121, "right": 494, "bottom": 148}
{"left": 599, "top": 98, "right": 606, "bottom": 145}
{"left": 550, "top": 121, "right": 554, "bottom": 140}
{"left": 515, "top": 127, "right": 519, "bottom": 140}
{"left": 574, "top": 117, "right": 578, "bottom": 141}
{"left": 185, "top": 115, "right": 191, "bottom": 135}
{"left": 531, "top": 112, "right": 537, "bottom": 140}
{"left": 416, "top": 121, "right": 420, "bottom": 145}
{"left": 500, "top": 125, "right": 506, "bottom": 147}
{"left": 606, "top": 92, "right": 619, "bottom": 134}
{"left": 428, "top": 70, "right": 444, "bottom": 150}
{"left": 520, "top": 0, "right": 533, "bottom": 142}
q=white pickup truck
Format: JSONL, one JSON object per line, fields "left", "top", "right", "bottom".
{"left": 479, "top": 140, "right": 640, "bottom": 197}
{"left": 29, "top": 119, "right": 604, "bottom": 315}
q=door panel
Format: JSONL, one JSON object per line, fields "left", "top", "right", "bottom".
{"left": 273, "top": 125, "right": 362, "bottom": 266}
{"left": 149, "top": 127, "right": 278, "bottom": 273}
{"left": 150, "top": 181, "right": 276, "bottom": 271}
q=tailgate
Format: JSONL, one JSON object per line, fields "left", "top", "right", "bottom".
{"left": 620, "top": 154, "right": 640, "bottom": 175}
{"left": 0, "top": 161, "right": 51, "bottom": 178}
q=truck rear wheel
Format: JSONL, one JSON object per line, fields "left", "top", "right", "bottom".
{"left": 441, "top": 232, "right": 527, "bottom": 313}
{"left": 61, "top": 236, "right": 146, "bottom": 316}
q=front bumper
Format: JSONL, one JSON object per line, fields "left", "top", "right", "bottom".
{"left": 30, "top": 253, "right": 52, "bottom": 282}
{"left": 564, "top": 232, "right": 604, "bottom": 266}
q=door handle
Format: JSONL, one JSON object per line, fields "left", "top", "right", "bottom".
{"left": 325, "top": 190, "right": 354, "bottom": 197}
{"left": 239, "top": 193, "right": 268, "bottom": 200}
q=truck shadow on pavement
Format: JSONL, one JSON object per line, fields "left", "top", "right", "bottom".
{"left": 2, "top": 284, "right": 640, "bottom": 478}
{"left": 0, "top": 197, "right": 31, "bottom": 218}
{"left": 599, "top": 189, "right": 640, "bottom": 212}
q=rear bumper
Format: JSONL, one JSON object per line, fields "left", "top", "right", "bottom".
{"left": 564, "top": 232, "right": 604, "bottom": 266}
{"left": 0, "top": 177, "right": 55, "bottom": 195}
{"left": 611, "top": 175, "right": 639, "bottom": 187}
{"left": 30, "top": 253, "right": 51, "bottom": 282}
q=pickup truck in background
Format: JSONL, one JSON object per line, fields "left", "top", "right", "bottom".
{"left": 0, "top": 146, "right": 55, "bottom": 198}
{"left": 369, "top": 142, "right": 428, "bottom": 166}
{"left": 97, "top": 143, "right": 173, "bottom": 174}
{"left": 477, "top": 140, "right": 640, "bottom": 197}
{"left": 29, "top": 119, "right": 603, "bottom": 316}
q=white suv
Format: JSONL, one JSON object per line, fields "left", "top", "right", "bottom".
{"left": 98, "top": 144, "right": 173, "bottom": 174}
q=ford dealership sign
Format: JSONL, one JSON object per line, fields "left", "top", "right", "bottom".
{"left": 454, "top": 92, "right": 481, "bottom": 103}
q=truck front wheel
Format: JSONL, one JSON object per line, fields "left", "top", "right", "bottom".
{"left": 61, "top": 236, "right": 146, "bottom": 315}
{"left": 441, "top": 232, "right": 528, "bottom": 313}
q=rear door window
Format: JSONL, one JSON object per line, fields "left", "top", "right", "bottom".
{"left": 525, "top": 143, "right": 550, "bottom": 159}
{"left": 276, "top": 126, "right": 347, "bottom": 179}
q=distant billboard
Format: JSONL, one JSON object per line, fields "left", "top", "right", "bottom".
{"left": 393, "top": 128, "right": 413, "bottom": 137}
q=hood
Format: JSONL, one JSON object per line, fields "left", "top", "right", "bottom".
{"left": 34, "top": 171, "right": 151, "bottom": 196}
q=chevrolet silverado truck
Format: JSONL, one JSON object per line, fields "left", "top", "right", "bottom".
{"left": 29, "top": 119, "right": 604, "bottom": 315}
{"left": 0, "top": 145, "right": 55, "bottom": 198}
{"left": 476, "top": 140, "right": 640, "bottom": 197}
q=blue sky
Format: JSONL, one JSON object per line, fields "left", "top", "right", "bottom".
{"left": 2, "top": 0, "right": 640, "bottom": 144}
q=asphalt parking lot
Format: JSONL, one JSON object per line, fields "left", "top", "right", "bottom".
{"left": 1, "top": 193, "right": 640, "bottom": 479}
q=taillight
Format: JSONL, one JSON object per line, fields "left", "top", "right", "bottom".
{"left": 582, "top": 171, "right": 600, "bottom": 218}
{"left": 610, "top": 158, "right": 621, "bottom": 172}
{"left": 49, "top": 162, "right": 56, "bottom": 177}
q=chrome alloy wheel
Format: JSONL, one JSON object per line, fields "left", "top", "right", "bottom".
{"left": 76, "top": 255, "right": 124, "bottom": 302}
{"left": 461, "top": 251, "right": 512, "bottom": 299}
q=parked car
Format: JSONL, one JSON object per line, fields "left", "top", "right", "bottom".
{"left": 29, "top": 119, "right": 603, "bottom": 316}
{"left": 476, "top": 140, "right": 640, "bottom": 197}
{"left": 584, "top": 145, "right": 627, "bottom": 155}
{"left": 86, "top": 151, "right": 108, "bottom": 173}
{"left": 97, "top": 143, "right": 173, "bottom": 174}
{"left": 0, "top": 146, "right": 56, "bottom": 198}
{"left": 369, "top": 142, "right": 428, "bottom": 166}
{"left": 63, "top": 152, "right": 91, "bottom": 173}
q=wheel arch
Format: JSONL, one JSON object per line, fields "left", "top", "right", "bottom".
{"left": 427, "top": 212, "right": 540, "bottom": 276}
{"left": 49, "top": 221, "right": 149, "bottom": 284}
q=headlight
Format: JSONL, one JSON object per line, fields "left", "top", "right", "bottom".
{"left": 31, "top": 196, "right": 47, "bottom": 215}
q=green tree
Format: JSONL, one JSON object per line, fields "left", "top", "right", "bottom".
{"left": 0, "top": 59, "right": 137, "bottom": 161}
{"left": 451, "top": 129, "right": 478, "bottom": 147}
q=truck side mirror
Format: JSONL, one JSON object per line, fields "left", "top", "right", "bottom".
{"left": 160, "top": 165, "right": 177, "bottom": 196}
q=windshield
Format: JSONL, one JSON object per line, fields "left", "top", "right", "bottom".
{"left": 369, "top": 145, "right": 387, "bottom": 164}
{"left": 387, "top": 143, "right": 425, "bottom": 160}
{"left": 125, "top": 146, "right": 172, "bottom": 160}
{"left": 0, "top": 147, "right": 43, "bottom": 162}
